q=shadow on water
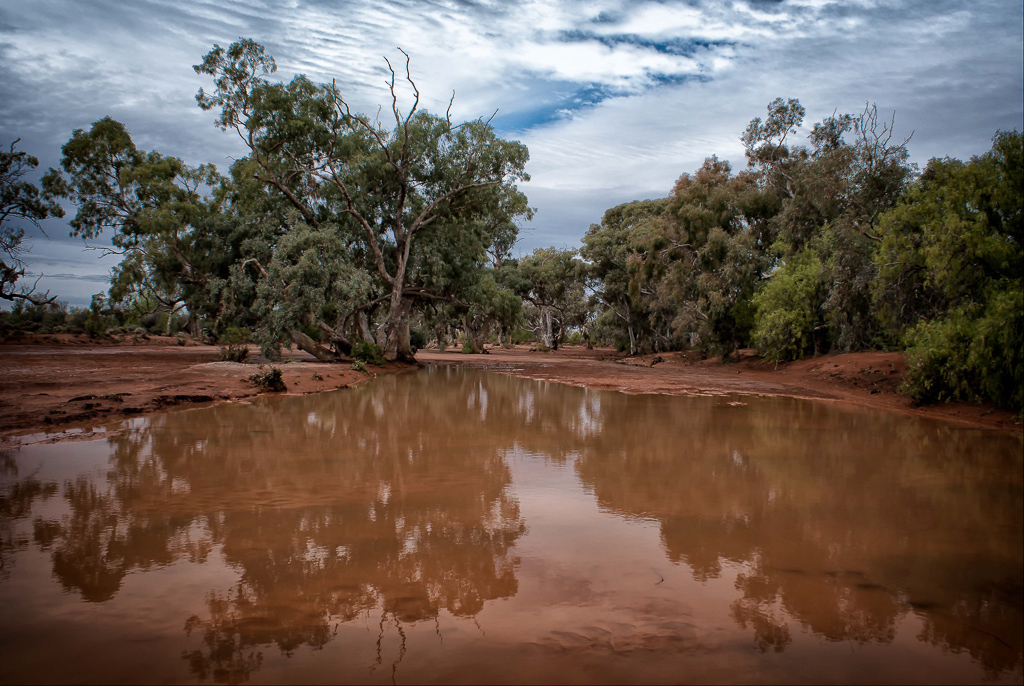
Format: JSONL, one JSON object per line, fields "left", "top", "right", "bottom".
{"left": 1, "top": 366, "right": 1021, "bottom": 683}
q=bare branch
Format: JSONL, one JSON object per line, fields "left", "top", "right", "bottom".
{"left": 446, "top": 90, "right": 456, "bottom": 127}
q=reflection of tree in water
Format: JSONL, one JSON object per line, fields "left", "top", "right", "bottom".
{"left": 573, "top": 392, "right": 1023, "bottom": 674}
{"left": 14, "top": 369, "right": 1022, "bottom": 680}
{"left": 31, "top": 369, "right": 564, "bottom": 683}
{"left": 0, "top": 451, "right": 57, "bottom": 579}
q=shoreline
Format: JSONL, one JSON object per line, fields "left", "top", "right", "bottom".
{"left": 418, "top": 347, "right": 1023, "bottom": 434}
{"left": 1, "top": 336, "right": 1020, "bottom": 444}
{"left": 0, "top": 334, "right": 415, "bottom": 445}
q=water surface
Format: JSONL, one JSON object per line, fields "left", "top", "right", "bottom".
{"left": 1, "top": 367, "right": 1021, "bottom": 684}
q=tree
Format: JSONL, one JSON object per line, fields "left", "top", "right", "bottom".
{"left": 630, "top": 157, "right": 774, "bottom": 357}
{"left": 1, "top": 139, "right": 64, "bottom": 304}
{"left": 744, "top": 99, "right": 915, "bottom": 355}
{"left": 581, "top": 199, "right": 667, "bottom": 355}
{"left": 875, "top": 130, "right": 1023, "bottom": 411}
{"left": 513, "top": 247, "right": 587, "bottom": 350}
{"left": 42, "top": 118, "right": 224, "bottom": 335}
{"left": 194, "top": 39, "right": 530, "bottom": 361}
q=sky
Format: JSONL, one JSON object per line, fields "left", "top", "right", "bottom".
{"left": 1, "top": 0, "right": 1022, "bottom": 307}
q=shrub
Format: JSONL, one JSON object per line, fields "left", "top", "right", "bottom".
{"left": 409, "top": 328, "right": 427, "bottom": 352}
{"left": 351, "top": 340, "right": 386, "bottom": 367}
{"left": 248, "top": 366, "right": 285, "bottom": 392}
{"left": 751, "top": 253, "right": 822, "bottom": 362}
{"left": 219, "top": 327, "right": 251, "bottom": 362}
{"left": 902, "top": 289, "right": 1023, "bottom": 414}
{"left": 512, "top": 329, "right": 535, "bottom": 344}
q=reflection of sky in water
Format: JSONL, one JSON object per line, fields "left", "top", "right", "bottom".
{"left": 0, "top": 367, "right": 1021, "bottom": 684}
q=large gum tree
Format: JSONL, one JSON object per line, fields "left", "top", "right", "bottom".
{"left": 194, "top": 39, "right": 530, "bottom": 361}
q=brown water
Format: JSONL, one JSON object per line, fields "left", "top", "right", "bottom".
{"left": 1, "top": 367, "right": 1021, "bottom": 685}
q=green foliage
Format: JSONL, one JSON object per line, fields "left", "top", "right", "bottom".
{"left": 581, "top": 199, "right": 668, "bottom": 354}
{"left": 514, "top": 247, "right": 588, "bottom": 350}
{"left": 627, "top": 158, "right": 774, "bottom": 357}
{"left": 351, "top": 341, "right": 386, "bottom": 367}
{"left": 218, "top": 326, "right": 251, "bottom": 362}
{"left": 878, "top": 130, "right": 1023, "bottom": 412}
{"left": 2, "top": 139, "right": 64, "bottom": 305}
{"left": 751, "top": 252, "right": 823, "bottom": 362}
{"left": 194, "top": 39, "right": 531, "bottom": 361}
{"left": 511, "top": 329, "right": 534, "bottom": 344}
{"left": 248, "top": 366, "right": 285, "bottom": 392}
{"left": 409, "top": 328, "right": 427, "bottom": 351}
{"left": 902, "top": 291, "right": 1023, "bottom": 412}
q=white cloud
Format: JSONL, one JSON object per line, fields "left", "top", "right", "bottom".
{"left": 1, "top": 0, "right": 1021, "bottom": 301}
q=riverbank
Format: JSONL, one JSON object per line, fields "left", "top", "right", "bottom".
{"left": 0, "top": 334, "right": 415, "bottom": 442}
{"left": 419, "top": 345, "right": 1023, "bottom": 433}
{"left": 1, "top": 336, "right": 1019, "bottom": 442}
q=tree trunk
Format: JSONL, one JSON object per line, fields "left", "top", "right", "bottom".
{"left": 356, "top": 310, "right": 373, "bottom": 343}
{"left": 291, "top": 329, "right": 340, "bottom": 363}
{"left": 317, "top": 321, "right": 352, "bottom": 357}
{"left": 462, "top": 316, "right": 487, "bottom": 354}
{"left": 541, "top": 309, "right": 555, "bottom": 349}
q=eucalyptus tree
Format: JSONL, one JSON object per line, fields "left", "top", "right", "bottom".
{"left": 194, "top": 39, "right": 530, "bottom": 361}
{"left": 874, "top": 130, "right": 1022, "bottom": 411}
{"left": 629, "top": 157, "right": 774, "bottom": 357}
{"left": 514, "top": 247, "right": 587, "bottom": 350}
{"left": 581, "top": 199, "right": 667, "bottom": 354}
{"left": 744, "top": 99, "right": 916, "bottom": 356}
{"left": 41, "top": 118, "right": 224, "bottom": 334}
{"left": 1, "top": 139, "right": 64, "bottom": 304}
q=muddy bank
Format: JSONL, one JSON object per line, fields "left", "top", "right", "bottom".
{"left": 0, "top": 334, "right": 412, "bottom": 442}
{"left": 418, "top": 346, "right": 1022, "bottom": 433}
{"left": 1, "top": 337, "right": 1018, "bottom": 441}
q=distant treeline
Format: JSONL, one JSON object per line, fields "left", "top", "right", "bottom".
{"left": 580, "top": 100, "right": 1021, "bottom": 413}
{"left": 0, "top": 40, "right": 1020, "bottom": 413}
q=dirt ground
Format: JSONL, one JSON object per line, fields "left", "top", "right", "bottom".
{"left": 0, "top": 334, "right": 415, "bottom": 442}
{"left": 1, "top": 335, "right": 1020, "bottom": 442}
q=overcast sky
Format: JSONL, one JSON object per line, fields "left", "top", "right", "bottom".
{"left": 2, "top": 0, "right": 1021, "bottom": 307}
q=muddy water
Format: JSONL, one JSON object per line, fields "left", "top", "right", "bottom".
{"left": 1, "top": 367, "right": 1021, "bottom": 685}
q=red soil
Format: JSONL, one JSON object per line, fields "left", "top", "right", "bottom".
{"left": 1, "top": 335, "right": 1018, "bottom": 443}
{"left": 0, "top": 334, "right": 413, "bottom": 442}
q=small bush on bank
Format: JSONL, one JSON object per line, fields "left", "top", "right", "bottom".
{"left": 248, "top": 366, "right": 285, "bottom": 392}
{"left": 512, "top": 329, "right": 535, "bottom": 344}
{"left": 351, "top": 340, "right": 386, "bottom": 367}
{"left": 219, "top": 327, "right": 251, "bottom": 362}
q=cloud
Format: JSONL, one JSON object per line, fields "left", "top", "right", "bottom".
{"left": 0, "top": 0, "right": 1021, "bottom": 300}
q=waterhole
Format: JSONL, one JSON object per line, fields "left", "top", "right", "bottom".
{"left": 1, "top": 367, "right": 1021, "bottom": 684}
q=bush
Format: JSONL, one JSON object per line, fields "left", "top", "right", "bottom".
{"left": 512, "top": 329, "right": 535, "bottom": 344}
{"left": 248, "top": 366, "right": 285, "bottom": 392}
{"left": 751, "top": 253, "right": 822, "bottom": 362}
{"left": 902, "top": 289, "right": 1023, "bottom": 414}
{"left": 351, "top": 340, "right": 386, "bottom": 367}
{"left": 409, "top": 328, "right": 427, "bottom": 352}
{"left": 567, "top": 331, "right": 584, "bottom": 346}
{"left": 219, "top": 327, "right": 251, "bottom": 362}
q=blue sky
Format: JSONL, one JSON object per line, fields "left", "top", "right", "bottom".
{"left": 2, "top": 0, "right": 1022, "bottom": 306}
